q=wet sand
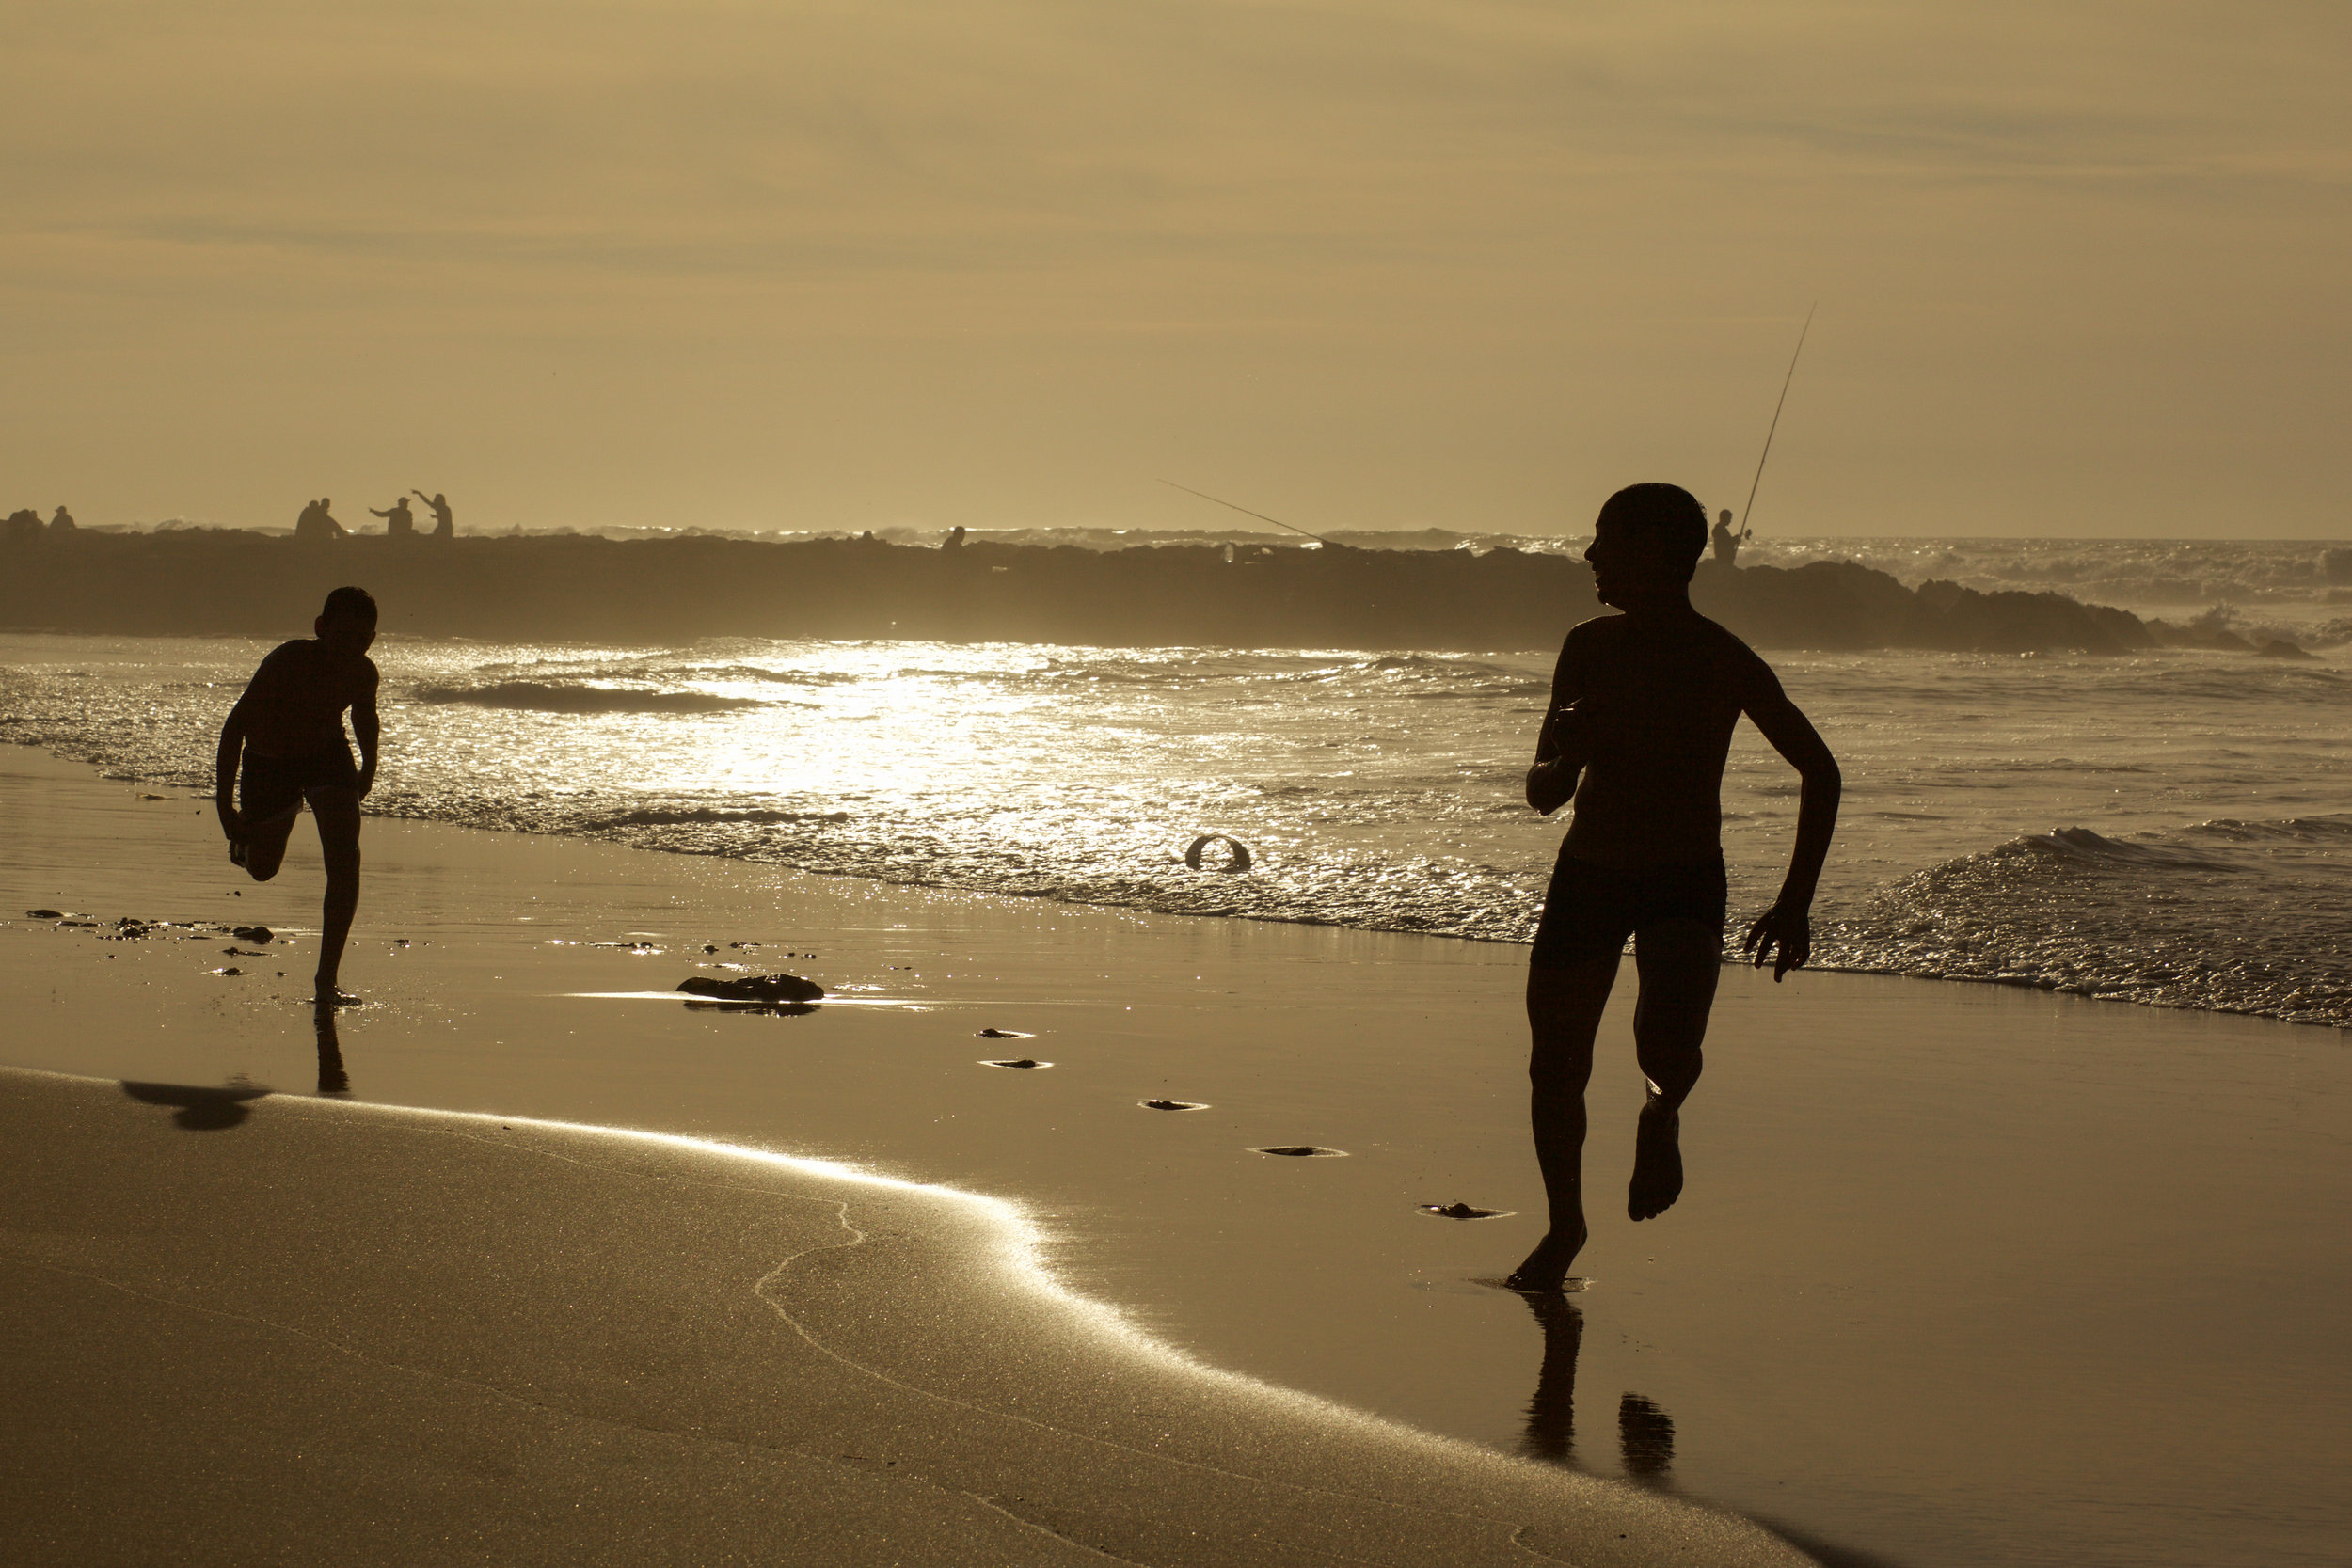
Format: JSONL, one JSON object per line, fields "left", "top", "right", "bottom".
{"left": 1, "top": 1068, "right": 1800, "bottom": 1566}
{"left": 4, "top": 745, "right": 2348, "bottom": 1565}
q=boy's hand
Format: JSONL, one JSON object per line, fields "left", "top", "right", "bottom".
{"left": 1742, "top": 903, "right": 1812, "bottom": 981}
{"left": 1525, "top": 758, "right": 1577, "bottom": 816}
{"left": 216, "top": 800, "right": 245, "bottom": 841}
{"left": 358, "top": 765, "right": 376, "bottom": 800}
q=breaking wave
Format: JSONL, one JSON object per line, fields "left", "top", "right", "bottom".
{"left": 1822, "top": 817, "right": 2352, "bottom": 1028}
{"left": 412, "top": 682, "right": 774, "bottom": 714}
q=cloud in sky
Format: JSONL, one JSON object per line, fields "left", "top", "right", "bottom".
{"left": 4, "top": 1, "right": 2346, "bottom": 535}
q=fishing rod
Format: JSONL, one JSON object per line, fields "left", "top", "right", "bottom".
{"left": 1157, "top": 480, "right": 1340, "bottom": 546}
{"left": 1738, "top": 301, "right": 1816, "bottom": 540}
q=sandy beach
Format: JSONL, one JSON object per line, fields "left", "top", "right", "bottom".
{"left": 5, "top": 743, "right": 2347, "bottom": 1566}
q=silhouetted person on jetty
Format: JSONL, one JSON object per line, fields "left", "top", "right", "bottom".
{"left": 412, "top": 490, "right": 453, "bottom": 538}
{"left": 49, "top": 505, "right": 75, "bottom": 533}
{"left": 1709, "top": 508, "right": 1742, "bottom": 567}
{"left": 295, "top": 498, "right": 347, "bottom": 542}
{"left": 215, "top": 586, "right": 382, "bottom": 1006}
{"left": 370, "top": 496, "right": 417, "bottom": 537}
{"left": 1506, "top": 483, "right": 1840, "bottom": 1294}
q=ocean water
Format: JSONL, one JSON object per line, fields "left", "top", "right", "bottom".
{"left": 3, "top": 603, "right": 2344, "bottom": 1029}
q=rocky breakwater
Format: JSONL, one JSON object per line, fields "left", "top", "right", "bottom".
{"left": 0, "top": 527, "right": 2208, "bottom": 655}
{"left": 1692, "top": 558, "right": 2158, "bottom": 654}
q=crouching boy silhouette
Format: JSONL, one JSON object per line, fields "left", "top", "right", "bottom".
{"left": 215, "top": 586, "right": 382, "bottom": 1005}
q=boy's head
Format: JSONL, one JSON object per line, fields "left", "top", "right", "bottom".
{"left": 1585, "top": 483, "right": 1708, "bottom": 602}
{"left": 315, "top": 585, "right": 378, "bottom": 655}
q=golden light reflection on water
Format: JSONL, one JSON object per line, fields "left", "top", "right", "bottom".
{"left": 3, "top": 631, "right": 2347, "bottom": 1024}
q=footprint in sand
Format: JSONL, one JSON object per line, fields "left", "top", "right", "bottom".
{"left": 1141, "top": 1099, "right": 1209, "bottom": 1112}
{"left": 1252, "top": 1145, "right": 1346, "bottom": 1158}
{"left": 980, "top": 1057, "right": 1052, "bottom": 1069}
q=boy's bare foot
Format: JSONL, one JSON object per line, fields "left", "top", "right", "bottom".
{"left": 1629, "top": 1098, "right": 1684, "bottom": 1221}
{"left": 1505, "top": 1222, "right": 1589, "bottom": 1293}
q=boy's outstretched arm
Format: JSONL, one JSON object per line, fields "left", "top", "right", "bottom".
{"left": 1525, "top": 633, "right": 1588, "bottom": 816}
{"left": 1739, "top": 673, "right": 1841, "bottom": 980}
{"left": 215, "top": 699, "right": 248, "bottom": 840}
{"left": 1524, "top": 705, "right": 1589, "bottom": 815}
{"left": 353, "top": 670, "right": 382, "bottom": 799}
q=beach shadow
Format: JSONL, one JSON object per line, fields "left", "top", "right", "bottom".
{"left": 1517, "top": 1292, "right": 1678, "bottom": 1488}
{"left": 1517, "top": 1294, "right": 1901, "bottom": 1563}
{"left": 314, "top": 1005, "right": 350, "bottom": 1094}
{"left": 1618, "top": 1392, "right": 1676, "bottom": 1484}
{"left": 120, "top": 1081, "right": 269, "bottom": 1131}
{"left": 1518, "top": 1290, "right": 1583, "bottom": 1465}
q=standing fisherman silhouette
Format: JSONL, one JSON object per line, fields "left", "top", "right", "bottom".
{"left": 1505, "top": 483, "right": 1840, "bottom": 1294}
{"left": 1709, "top": 508, "right": 1743, "bottom": 566}
{"left": 215, "top": 587, "right": 382, "bottom": 1006}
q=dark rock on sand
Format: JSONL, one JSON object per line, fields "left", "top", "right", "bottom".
{"left": 976, "top": 1028, "right": 1033, "bottom": 1039}
{"left": 25, "top": 909, "right": 63, "bottom": 919}
{"left": 1254, "top": 1145, "right": 1346, "bottom": 1157}
{"left": 231, "top": 926, "right": 275, "bottom": 943}
{"left": 981, "top": 1058, "right": 1049, "bottom": 1069}
{"left": 676, "top": 973, "right": 825, "bottom": 1004}
{"left": 1419, "top": 1202, "right": 1510, "bottom": 1220}
{"left": 1141, "top": 1099, "right": 1208, "bottom": 1112}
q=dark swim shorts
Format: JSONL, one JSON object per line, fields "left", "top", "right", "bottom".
{"left": 1529, "top": 854, "right": 1728, "bottom": 968}
{"left": 238, "top": 748, "right": 359, "bottom": 825}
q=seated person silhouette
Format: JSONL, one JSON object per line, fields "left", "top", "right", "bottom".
{"left": 214, "top": 587, "right": 382, "bottom": 1006}
{"left": 370, "top": 496, "right": 417, "bottom": 537}
{"left": 295, "top": 498, "right": 347, "bottom": 542}
{"left": 50, "top": 505, "right": 75, "bottom": 532}
{"left": 1506, "top": 483, "right": 1840, "bottom": 1293}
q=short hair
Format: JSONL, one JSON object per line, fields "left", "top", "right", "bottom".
{"left": 321, "top": 585, "right": 378, "bottom": 624}
{"left": 1597, "top": 483, "right": 1708, "bottom": 579}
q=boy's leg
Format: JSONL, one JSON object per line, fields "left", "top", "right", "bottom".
{"left": 233, "top": 808, "right": 299, "bottom": 882}
{"left": 1627, "top": 921, "right": 1722, "bottom": 1221}
{"left": 307, "top": 787, "right": 363, "bottom": 1001}
{"left": 1507, "top": 956, "right": 1619, "bottom": 1292}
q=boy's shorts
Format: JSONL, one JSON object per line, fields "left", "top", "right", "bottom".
{"left": 1530, "top": 854, "right": 1727, "bottom": 968}
{"left": 238, "top": 747, "right": 359, "bottom": 827}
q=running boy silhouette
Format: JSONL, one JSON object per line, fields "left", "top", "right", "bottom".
{"left": 215, "top": 586, "right": 382, "bottom": 1005}
{"left": 1507, "top": 484, "right": 1839, "bottom": 1293}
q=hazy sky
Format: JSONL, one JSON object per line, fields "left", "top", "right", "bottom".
{"left": 6, "top": 2, "right": 2346, "bottom": 538}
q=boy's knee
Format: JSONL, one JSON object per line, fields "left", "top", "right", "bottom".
{"left": 1527, "top": 1053, "right": 1594, "bottom": 1097}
